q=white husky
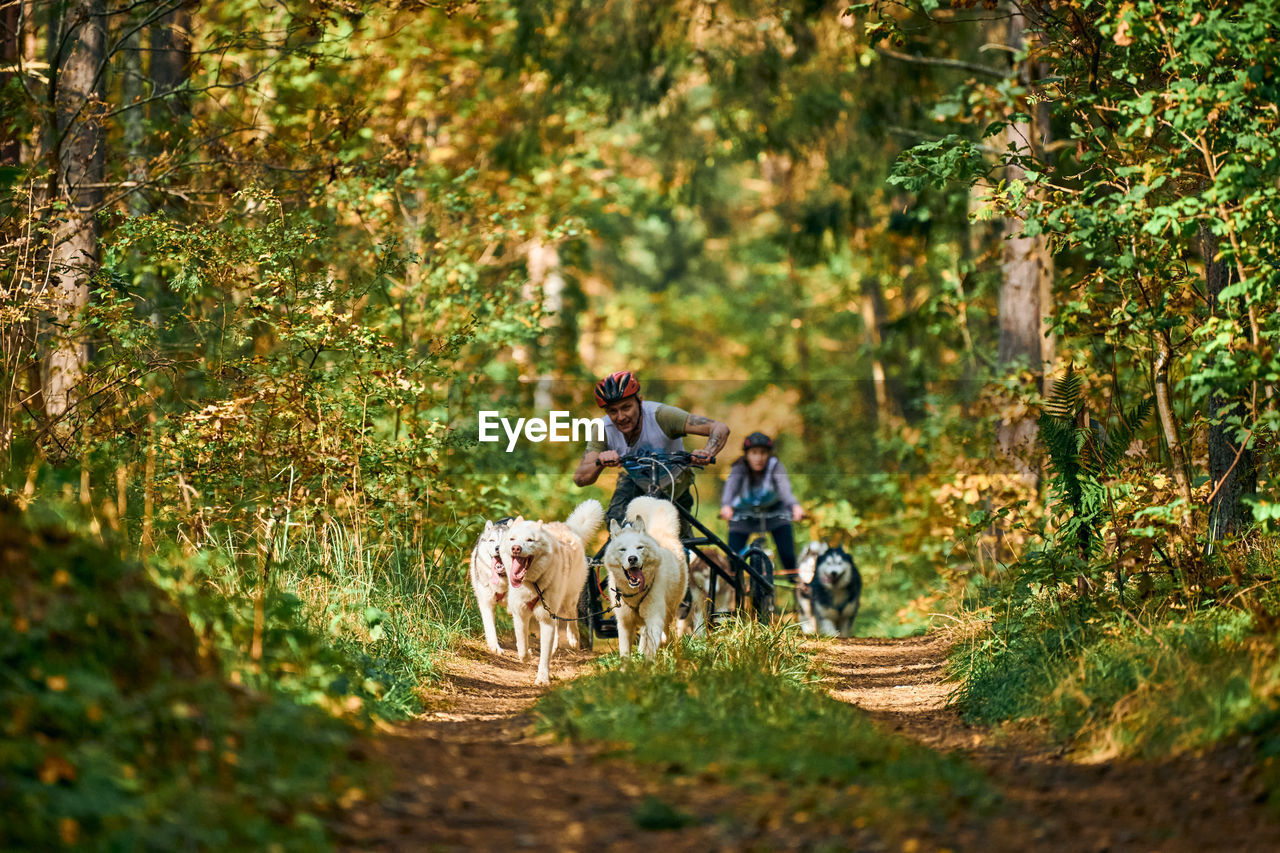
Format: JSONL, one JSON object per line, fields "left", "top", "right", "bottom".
{"left": 794, "top": 541, "right": 828, "bottom": 635}
{"left": 501, "top": 500, "right": 603, "bottom": 685}
{"left": 469, "top": 517, "right": 515, "bottom": 654}
{"left": 604, "top": 496, "right": 688, "bottom": 658}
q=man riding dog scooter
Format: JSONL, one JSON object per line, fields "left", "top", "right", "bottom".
{"left": 572, "top": 370, "right": 730, "bottom": 540}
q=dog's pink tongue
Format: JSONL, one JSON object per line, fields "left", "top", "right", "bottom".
{"left": 510, "top": 557, "right": 528, "bottom": 586}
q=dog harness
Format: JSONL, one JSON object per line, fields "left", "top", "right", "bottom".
{"left": 613, "top": 581, "right": 654, "bottom": 611}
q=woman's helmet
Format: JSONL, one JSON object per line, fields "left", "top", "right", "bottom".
{"left": 743, "top": 431, "right": 774, "bottom": 451}
{"left": 594, "top": 371, "right": 641, "bottom": 407}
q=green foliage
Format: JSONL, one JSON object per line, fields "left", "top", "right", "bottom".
{"left": 1037, "top": 368, "right": 1153, "bottom": 568}
{"left": 952, "top": 587, "right": 1280, "bottom": 761}
{"left": 0, "top": 499, "right": 364, "bottom": 851}
{"left": 535, "top": 621, "right": 994, "bottom": 826}
{"left": 195, "top": 516, "right": 478, "bottom": 720}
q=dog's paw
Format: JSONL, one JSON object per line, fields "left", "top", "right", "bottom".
{"left": 488, "top": 644, "right": 506, "bottom": 656}
{"left": 534, "top": 673, "right": 550, "bottom": 686}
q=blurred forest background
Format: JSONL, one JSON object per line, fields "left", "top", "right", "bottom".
{"left": 4, "top": 0, "right": 1280, "bottom": 847}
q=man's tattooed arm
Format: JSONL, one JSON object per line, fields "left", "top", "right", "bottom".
{"left": 685, "top": 413, "right": 730, "bottom": 459}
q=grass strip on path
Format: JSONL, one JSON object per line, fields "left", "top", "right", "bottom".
{"left": 534, "top": 621, "right": 995, "bottom": 836}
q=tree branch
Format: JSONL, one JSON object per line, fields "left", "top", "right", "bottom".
{"left": 874, "top": 46, "right": 1007, "bottom": 79}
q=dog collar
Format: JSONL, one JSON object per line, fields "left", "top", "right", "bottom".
{"left": 613, "top": 582, "right": 653, "bottom": 610}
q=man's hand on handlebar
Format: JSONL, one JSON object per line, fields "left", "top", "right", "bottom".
{"left": 595, "top": 450, "right": 622, "bottom": 468}
{"left": 691, "top": 448, "right": 715, "bottom": 463}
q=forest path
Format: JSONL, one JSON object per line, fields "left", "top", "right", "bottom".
{"left": 822, "top": 633, "right": 1279, "bottom": 852}
{"left": 334, "top": 632, "right": 1280, "bottom": 852}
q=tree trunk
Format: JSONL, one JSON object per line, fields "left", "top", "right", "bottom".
{"left": 859, "top": 275, "right": 890, "bottom": 427}
{"left": 120, "top": 5, "right": 148, "bottom": 215}
{"left": 1, "top": 3, "right": 19, "bottom": 166}
{"left": 150, "top": 3, "right": 191, "bottom": 119}
{"left": 996, "top": 11, "right": 1054, "bottom": 484}
{"left": 1199, "top": 223, "right": 1257, "bottom": 539}
{"left": 43, "top": 0, "right": 106, "bottom": 432}
{"left": 998, "top": 13, "right": 1053, "bottom": 378}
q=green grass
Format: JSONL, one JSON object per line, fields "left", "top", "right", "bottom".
{"left": 201, "top": 516, "right": 476, "bottom": 720}
{"left": 534, "top": 620, "right": 994, "bottom": 831}
{"left": 951, "top": 587, "right": 1280, "bottom": 760}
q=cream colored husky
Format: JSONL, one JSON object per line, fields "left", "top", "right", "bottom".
{"left": 469, "top": 518, "right": 514, "bottom": 655}
{"left": 603, "top": 496, "right": 689, "bottom": 658}
{"left": 501, "top": 500, "right": 603, "bottom": 685}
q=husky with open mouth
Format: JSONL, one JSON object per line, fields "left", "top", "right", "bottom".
{"left": 811, "top": 545, "right": 861, "bottom": 637}
{"left": 603, "top": 496, "right": 688, "bottom": 658}
{"left": 469, "top": 517, "right": 515, "bottom": 655}
{"left": 501, "top": 499, "right": 604, "bottom": 685}
{"left": 794, "top": 541, "right": 828, "bottom": 635}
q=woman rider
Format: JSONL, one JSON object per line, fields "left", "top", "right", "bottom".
{"left": 718, "top": 432, "right": 804, "bottom": 582}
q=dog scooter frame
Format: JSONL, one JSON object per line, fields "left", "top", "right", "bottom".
{"left": 576, "top": 451, "right": 775, "bottom": 648}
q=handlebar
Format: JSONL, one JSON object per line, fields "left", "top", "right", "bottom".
{"left": 595, "top": 450, "right": 717, "bottom": 469}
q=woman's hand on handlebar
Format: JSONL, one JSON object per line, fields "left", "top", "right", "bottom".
{"left": 791, "top": 504, "right": 805, "bottom": 522}
{"left": 718, "top": 505, "right": 734, "bottom": 521}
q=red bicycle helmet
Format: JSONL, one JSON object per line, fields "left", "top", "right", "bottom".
{"left": 594, "top": 371, "right": 641, "bottom": 407}
{"left": 743, "top": 431, "right": 773, "bottom": 451}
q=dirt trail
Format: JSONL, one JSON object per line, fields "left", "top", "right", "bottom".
{"left": 823, "top": 634, "right": 1280, "bottom": 852}
{"left": 336, "top": 632, "right": 1280, "bottom": 852}
{"left": 334, "top": 640, "right": 874, "bottom": 852}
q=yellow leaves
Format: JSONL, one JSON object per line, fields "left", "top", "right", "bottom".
{"left": 59, "top": 818, "right": 79, "bottom": 845}
{"left": 1113, "top": 3, "right": 1135, "bottom": 47}
{"left": 52, "top": 569, "right": 71, "bottom": 587}
{"left": 47, "top": 675, "right": 68, "bottom": 692}
{"left": 39, "top": 754, "right": 76, "bottom": 785}
{"left": 338, "top": 786, "right": 367, "bottom": 809}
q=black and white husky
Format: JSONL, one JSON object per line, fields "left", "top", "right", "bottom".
{"left": 810, "top": 545, "right": 861, "bottom": 637}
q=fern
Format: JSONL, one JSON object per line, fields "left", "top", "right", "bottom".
{"left": 1036, "top": 368, "right": 1153, "bottom": 572}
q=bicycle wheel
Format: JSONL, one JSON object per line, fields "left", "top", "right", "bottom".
{"left": 745, "top": 548, "right": 774, "bottom": 625}
{"left": 576, "top": 574, "right": 595, "bottom": 650}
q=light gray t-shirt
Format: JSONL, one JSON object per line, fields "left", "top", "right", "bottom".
{"left": 586, "top": 401, "right": 689, "bottom": 455}
{"left": 586, "top": 401, "right": 694, "bottom": 492}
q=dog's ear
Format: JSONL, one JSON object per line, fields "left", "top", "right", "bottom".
{"left": 483, "top": 520, "right": 493, "bottom": 533}
{"left": 609, "top": 518, "right": 622, "bottom": 535}
{"left": 630, "top": 514, "right": 647, "bottom": 533}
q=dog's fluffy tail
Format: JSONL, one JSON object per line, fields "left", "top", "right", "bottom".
{"left": 564, "top": 499, "right": 604, "bottom": 543}
{"left": 625, "top": 496, "right": 681, "bottom": 545}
